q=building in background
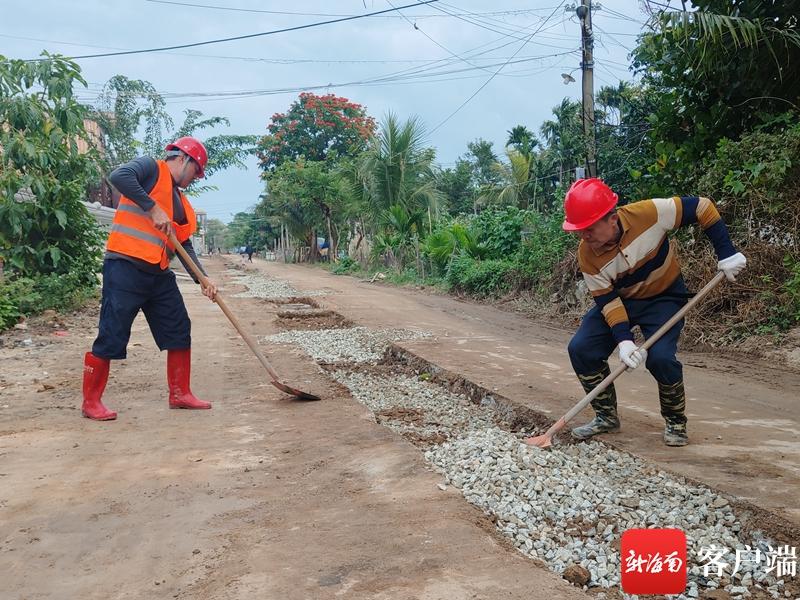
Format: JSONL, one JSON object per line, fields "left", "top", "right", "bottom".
{"left": 78, "top": 118, "right": 115, "bottom": 208}
{"left": 193, "top": 209, "right": 207, "bottom": 256}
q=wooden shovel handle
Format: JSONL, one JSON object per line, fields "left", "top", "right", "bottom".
{"left": 557, "top": 271, "right": 727, "bottom": 429}
{"left": 168, "top": 232, "right": 282, "bottom": 382}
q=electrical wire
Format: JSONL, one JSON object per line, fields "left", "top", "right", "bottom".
{"left": 72, "top": 54, "right": 578, "bottom": 107}
{"left": 5, "top": 32, "right": 566, "bottom": 66}
{"left": 97, "top": 51, "right": 577, "bottom": 96}
{"left": 593, "top": 23, "right": 634, "bottom": 52}
{"left": 429, "top": 0, "right": 568, "bottom": 134}
{"left": 386, "top": 0, "right": 497, "bottom": 77}
{"left": 26, "top": 0, "right": 440, "bottom": 61}
{"left": 642, "top": 0, "right": 683, "bottom": 12}
{"left": 427, "top": 2, "right": 573, "bottom": 47}
{"left": 142, "top": 0, "right": 564, "bottom": 19}
{"left": 600, "top": 5, "right": 648, "bottom": 25}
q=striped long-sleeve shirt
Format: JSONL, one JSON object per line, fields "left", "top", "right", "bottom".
{"left": 578, "top": 196, "right": 736, "bottom": 343}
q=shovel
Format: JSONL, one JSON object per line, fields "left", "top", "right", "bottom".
{"left": 525, "top": 271, "right": 725, "bottom": 448}
{"left": 169, "top": 232, "right": 320, "bottom": 401}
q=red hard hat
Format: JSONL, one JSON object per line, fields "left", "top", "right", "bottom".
{"left": 562, "top": 178, "right": 618, "bottom": 231}
{"left": 165, "top": 136, "right": 208, "bottom": 178}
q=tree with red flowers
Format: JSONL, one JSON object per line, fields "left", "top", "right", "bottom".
{"left": 258, "top": 92, "right": 376, "bottom": 172}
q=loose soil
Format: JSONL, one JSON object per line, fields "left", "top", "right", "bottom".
{"left": 254, "top": 260, "right": 800, "bottom": 529}
{"left": 2, "top": 255, "right": 798, "bottom": 599}
{"left": 0, "top": 257, "right": 592, "bottom": 600}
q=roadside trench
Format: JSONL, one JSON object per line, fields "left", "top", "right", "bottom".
{"left": 227, "top": 263, "right": 798, "bottom": 600}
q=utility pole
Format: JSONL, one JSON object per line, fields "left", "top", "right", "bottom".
{"left": 577, "top": 0, "right": 597, "bottom": 177}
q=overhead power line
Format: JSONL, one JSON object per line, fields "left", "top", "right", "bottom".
{"left": 143, "top": 0, "right": 563, "bottom": 19}
{"left": 600, "top": 5, "right": 647, "bottom": 25}
{"left": 28, "top": 0, "right": 440, "bottom": 61}
{"left": 430, "top": 0, "right": 568, "bottom": 134}
{"left": 4, "top": 31, "right": 572, "bottom": 66}
{"left": 386, "top": 0, "right": 500, "bottom": 77}
{"left": 425, "top": 2, "right": 571, "bottom": 45}
{"left": 71, "top": 51, "right": 577, "bottom": 106}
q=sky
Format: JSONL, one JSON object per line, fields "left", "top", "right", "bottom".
{"left": 1, "top": 0, "right": 654, "bottom": 223}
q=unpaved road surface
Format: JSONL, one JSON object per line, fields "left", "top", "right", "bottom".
{"left": 1, "top": 259, "right": 591, "bottom": 600}
{"left": 2, "top": 256, "right": 799, "bottom": 600}
{"left": 260, "top": 261, "right": 800, "bottom": 527}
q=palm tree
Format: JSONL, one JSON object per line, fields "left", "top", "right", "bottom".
{"left": 482, "top": 149, "right": 541, "bottom": 211}
{"left": 596, "top": 81, "right": 633, "bottom": 126}
{"left": 358, "top": 112, "right": 442, "bottom": 219}
{"left": 506, "top": 125, "right": 538, "bottom": 157}
{"left": 540, "top": 99, "right": 583, "bottom": 183}
{"left": 371, "top": 204, "right": 425, "bottom": 270}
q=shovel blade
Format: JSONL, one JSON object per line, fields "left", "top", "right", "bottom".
{"left": 524, "top": 433, "right": 553, "bottom": 449}
{"left": 270, "top": 379, "right": 321, "bottom": 401}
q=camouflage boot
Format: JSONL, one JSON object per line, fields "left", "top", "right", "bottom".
{"left": 659, "top": 380, "right": 688, "bottom": 447}
{"left": 571, "top": 365, "right": 620, "bottom": 440}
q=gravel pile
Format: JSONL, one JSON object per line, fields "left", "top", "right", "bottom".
{"left": 328, "top": 369, "right": 786, "bottom": 599}
{"left": 262, "top": 327, "right": 431, "bottom": 364}
{"left": 331, "top": 370, "right": 496, "bottom": 440}
{"left": 227, "top": 273, "right": 327, "bottom": 299}
{"left": 248, "top": 284, "right": 788, "bottom": 600}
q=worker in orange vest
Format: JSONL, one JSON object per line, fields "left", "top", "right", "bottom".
{"left": 81, "top": 137, "right": 218, "bottom": 421}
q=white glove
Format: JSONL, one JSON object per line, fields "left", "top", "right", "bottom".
{"left": 717, "top": 252, "right": 746, "bottom": 282}
{"left": 618, "top": 340, "right": 647, "bottom": 370}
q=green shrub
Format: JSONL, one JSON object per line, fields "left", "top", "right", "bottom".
{"left": 0, "top": 272, "right": 97, "bottom": 330}
{"left": 1, "top": 54, "right": 103, "bottom": 330}
{"left": 422, "top": 220, "right": 485, "bottom": 273}
{"left": 757, "top": 254, "right": 800, "bottom": 334}
{"left": 515, "top": 208, "right": 575, "bottom": 289}
{"left": 783, "top": 255, "right": 800, "bottom": 321}
{"left": 446, "top": 254, "right": 514, "bottom": 296}
{"left": 471, "top": 206, "right": 527, "bottom": 258}
{"left": 332, "top": 255, "right": 359, "bottom": 275}
{"left": 684, "top": 119, "right": 800, "bottom": 341}
{"left": 696, "top": 118, "right": 800, "bottom": 240}
{"left": 0, "top": 277, "right": 38, "bottom": 329}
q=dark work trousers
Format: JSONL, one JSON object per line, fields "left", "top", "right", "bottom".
{"left": 567, "top": 276, "right": 689, "bottom": 386}
{"left": 92, "top": 259, "right": 191, "bottom": 360}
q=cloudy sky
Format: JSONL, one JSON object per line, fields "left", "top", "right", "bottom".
{"left": 3, "top": 0, "right": 652, "bottom": 223}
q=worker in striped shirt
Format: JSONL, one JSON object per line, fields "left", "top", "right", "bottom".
{"left": 562, "top": 178, "right": 746, "bottom": 446}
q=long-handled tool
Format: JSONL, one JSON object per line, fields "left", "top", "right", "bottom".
{"left": 169, "top": 232, "right": 320, "bottom": 401}
{"left": 525, "top": 271, "right": 725, "bottom": 448}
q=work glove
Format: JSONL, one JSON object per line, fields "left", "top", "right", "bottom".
{"left": 618, "top": 340, "right": 647, "bottom": 370}
{"left": 717, "top": 252, "right": 747, "bottom": 282}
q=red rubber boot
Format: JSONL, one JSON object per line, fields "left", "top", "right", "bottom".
{"left": 167, "top": 348, "right": 211, "bottom": 410}
{"left": 82, "top": 352, "right": 117, "bottom": 421}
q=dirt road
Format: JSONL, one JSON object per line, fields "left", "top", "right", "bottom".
{"left": 255, "top": 261, "right": 800, "bottom": 529}
{"left": 1, "top": 259, "right": 592, "bottom": 600}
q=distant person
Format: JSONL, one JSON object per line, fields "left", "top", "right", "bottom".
{"left": 529, "top": 178, "right": 746, "bottom": 447}
{"left": 81, "top": 136, "right": 218, "bottom": 421}
{"left": 246, "top": 245, "right": 254, "bottom": 262}
{"left": 319, "top": 239, "right": 330, "bottom": 262}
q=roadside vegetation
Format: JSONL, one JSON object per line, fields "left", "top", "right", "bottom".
{"left": 253, "top": 3, "right": 800, "bottom": 350}
{"left": 0, "top": 55, "right": 256, "bottom": 329}
{"left": 2, "top": 2, "right": 799, "bottom": 351}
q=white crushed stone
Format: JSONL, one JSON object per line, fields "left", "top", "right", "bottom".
{"left": 262, "top": 327, "right": 431, "bottom": 364}
{"left": 327, "top": 368, "right": 786, "bottom": 599}
{"left": 331, "top": 370, "right": 496, "bottom": 439}
{"left": 245, "top": 282, "right": 787, "bottom": 600}
{"left": 226, "top": 272, "right": 327, "bottom": 299}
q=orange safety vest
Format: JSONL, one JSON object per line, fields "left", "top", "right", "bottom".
{"left": 106, "top": 160, "right": 197, "bottom": 269}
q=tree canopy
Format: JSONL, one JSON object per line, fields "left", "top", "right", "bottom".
{"left": 0, "top": 53, "right": 102, "bottom": 283}
{"left": 257, "top": 92, "right": 376, "bottom": 172}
